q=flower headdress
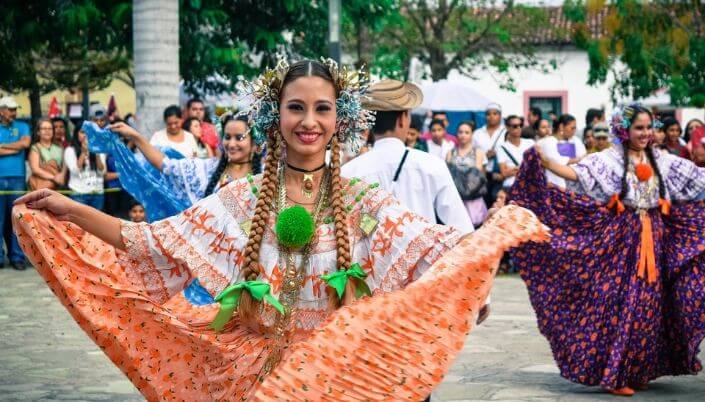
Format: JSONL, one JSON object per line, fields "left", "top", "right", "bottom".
{"left": 238, "top": 58, "right": 375, "bottom": 152}
{"left": 610, "top": 103, "right": 662, "bottom": 142}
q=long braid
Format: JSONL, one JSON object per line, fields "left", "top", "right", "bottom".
{"left": 238, "top": 133, "right": 281, "bottom": 318}
{"left": 204, "top": 154, "right": 228, "bottom": 197}
{"left": 620, "top": 141, "right": 631, "bottom": 200}
{"left": 327, "top": 135, "right": 354, "bottom": 309}
{"left": 645, "top": 146, "right": 666, "bottom": 200}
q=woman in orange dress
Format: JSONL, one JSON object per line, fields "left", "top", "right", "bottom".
{"left": 12, "top": 59, "right": 547, "bottom": 401}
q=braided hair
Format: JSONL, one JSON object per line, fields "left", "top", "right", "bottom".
{"left": 203, "top": 115, "right": 260, "bottom": 197}
{"left": 619, "top": 105, "right": 666, "bottom": 201}
{"left": 238, "top": 60, "right": 353, "bottom": 317}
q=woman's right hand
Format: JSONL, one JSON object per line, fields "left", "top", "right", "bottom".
{"left": 109, "top": 122, "right": 142, "bottom": 141}
{"left": 14, "top": 189, "right": 76, "bottom": 221}
{"left": 534, "top": 145, "right": 550, "bottom": 168}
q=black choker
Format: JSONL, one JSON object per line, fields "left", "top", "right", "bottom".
{"left": 286, "top": 162, "right": 326, "bottom": 174}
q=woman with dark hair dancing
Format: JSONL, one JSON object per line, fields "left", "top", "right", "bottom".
{"left": 82, "top": 114, "right": 261, "bottom": 222}
{"left": 510, "top": 103, "right": 705, "bottom": 396}
{"left": 12, "top": 59, "right": 545, "bottom": 400}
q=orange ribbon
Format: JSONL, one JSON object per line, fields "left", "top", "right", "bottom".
{"left": 658, "top": 198, "right": 671, "bottom": 216}
{"left": 607, "top": 194, "right": 625, "bottom": 214}
{"left": 637, "top": 211, "right": 658, "bottom": 283}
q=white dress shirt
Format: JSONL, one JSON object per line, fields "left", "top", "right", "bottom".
{"left": 426, "top": 138, "right": 455, "bottom": 160}
{"left": 472, "top": 125, "right": 506, "bottom": 171}
{"left": 150, "top": 130, "right": 200, "bottom": 158}
{"left": 496, "top": 138, "right": 535, "bottom": 188}
{"left": 342, "top": 137, "right": 474, "bottom": 235}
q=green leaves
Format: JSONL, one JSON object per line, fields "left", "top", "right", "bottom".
{"left": 571, "top": 0, "right": 705, "bottom": 106}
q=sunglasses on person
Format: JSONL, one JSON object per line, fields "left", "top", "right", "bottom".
{"left": 507, "top": 123, "right": 522, "bottom": 129}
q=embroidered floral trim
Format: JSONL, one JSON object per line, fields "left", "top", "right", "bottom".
{"left": 377, "top": 225, "right": 459, "bottom": 293}
{"left": 151, "top": 220, "right": 231, "bottom": 297}
{"left": 119, "top": 222, "right": 170, "bottom": 303}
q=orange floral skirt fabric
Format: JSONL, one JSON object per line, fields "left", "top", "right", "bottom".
{"left": 13, "top": 204, "right": 547, "bottom": 401}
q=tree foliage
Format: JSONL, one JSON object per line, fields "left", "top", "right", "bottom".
{"left": 0, "top": 1, "right": 130, "bottom": 118}
{"left": 566, "top": 0, "right": 705, "bottom": 106}
{"left": 353, "top": 0, "right": 551, "bottom": 86}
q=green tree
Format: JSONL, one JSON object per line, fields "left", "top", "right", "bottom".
{"left": 565, "top": 0, "right": 705, "bottom": 106}
{"left": 0, "top": 1, "right": 130, "bottom": 122}
{"left": 360, "top": 0, "right": 551, "bottom": 85}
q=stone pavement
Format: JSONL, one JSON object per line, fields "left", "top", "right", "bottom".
{"left": 0, "top": 269, "right": 703, "bottom": 401}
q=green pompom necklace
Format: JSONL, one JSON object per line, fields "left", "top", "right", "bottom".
{"left": 274, "top": 164, "right": 330, "bottom": 249}
{"left": 275, "top": 205, "right": 315, "bottom": 249}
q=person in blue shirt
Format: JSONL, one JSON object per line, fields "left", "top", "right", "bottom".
{"left": 0, "top": 96, "right": 30, "bottom": 270}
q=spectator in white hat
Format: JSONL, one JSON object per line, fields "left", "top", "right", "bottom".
{"left": 0, "top": 96, "right": 30, "bottom": 269}
{"left": 472, "top": 102, "right": 506, "bottom": 204}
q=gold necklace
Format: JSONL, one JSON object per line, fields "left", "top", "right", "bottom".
{"left": 260, "top": 163, "right": 330, "bottom": 376}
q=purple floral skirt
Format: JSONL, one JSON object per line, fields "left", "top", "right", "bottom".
{"left": 508, "top": 149, "right": 705, "bottom": 389}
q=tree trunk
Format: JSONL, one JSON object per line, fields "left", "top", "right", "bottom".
{"left": 133, "top": 0, "right": 180, "bottom": 139}
{"left": 29, "top": 86, "right": 42, "bottom": 128}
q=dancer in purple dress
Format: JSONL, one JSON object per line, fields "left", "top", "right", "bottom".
{"left": 509, "top": 103, "right": 705, "bottom": 396}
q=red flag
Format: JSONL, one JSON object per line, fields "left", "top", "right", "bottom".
{"left": 107, "top": 93, "right": 118, "bottom": 119}
{"left": 48, "top": 96, "right": 60, "bottom": 118}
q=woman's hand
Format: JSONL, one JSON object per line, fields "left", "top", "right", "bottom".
{"left": 14, "top": 189, "right": 77, "bottom": 221}
{"left": 109, "top": 122, "right": 142, "bottom": 141}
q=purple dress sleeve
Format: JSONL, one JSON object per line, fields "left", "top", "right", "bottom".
{"left": 658, "top": 151, "right": 705, "bottom": 201}
{"left": 566, "top": 149, "right": 621, "bottom": 203}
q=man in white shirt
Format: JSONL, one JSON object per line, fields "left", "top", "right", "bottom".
{"left": 472, "top": 103, "right": 506, "bottom": 172}
{"left": 344, "top": 80, "right": 489, "bottom": 344}
{"left": 497, "top": 115, "right": 535, "bottom": 189}
{"left": 150, "top": 105, "right": 200, "bottom": 158}
{"left": 341, "top": 79, "right": 473, "bottom": 235}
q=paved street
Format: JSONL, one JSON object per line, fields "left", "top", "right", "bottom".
{"left": 0, "top": 269, "right": 703, "bottom": 401}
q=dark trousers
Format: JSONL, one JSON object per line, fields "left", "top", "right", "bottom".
{"left": 0, "top": 176, "right": 26, "bottom": 263}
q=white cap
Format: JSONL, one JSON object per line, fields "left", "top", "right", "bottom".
{"left": 485, "top": 102, "right": 502, "bottom": 113}
{"left": 0, "top": 96, "right": 19, "bottom": 109}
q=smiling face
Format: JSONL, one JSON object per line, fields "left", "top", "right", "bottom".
{"left": 279, "top": 76, "right": 337, "bottom": 164}
{"left": 222, "top": 119, "right": 253, "bottom": 163}
{"left": 665, "top": 123, "right": 681, "bottom": 143}
{"left": 627, "top": 112, "right": 653, "bottom": 150}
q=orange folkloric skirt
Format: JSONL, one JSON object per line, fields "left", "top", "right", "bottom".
{"left": 13, "top": 205, "right": 547, "bottom": 401}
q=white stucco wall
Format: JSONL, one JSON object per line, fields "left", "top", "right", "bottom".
{"left": 412, "top": 48, "right": 705, "bottom": 134}
{"left": 439, "top": 48, "right": 614, "bottom": 132}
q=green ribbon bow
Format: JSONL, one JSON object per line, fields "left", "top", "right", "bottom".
{"left": 209, "top": 280, "right": 285, "bottom": 332}
{"left": 320, "top": 263, "right": 372, "bottom": 300}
